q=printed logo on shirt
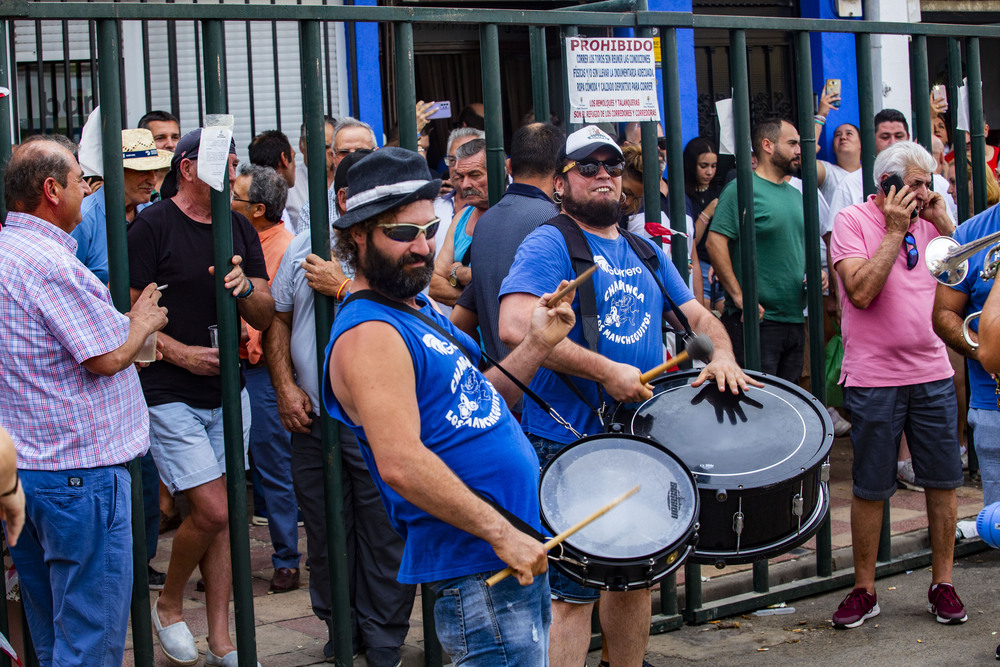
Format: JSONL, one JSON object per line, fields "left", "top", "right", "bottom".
{"left": 422, "top": 333, "right": 458, "bottom": 356}
{"left": 445, "top": 355, "right": 502, "bottom": 430}
{"left": 593, "top": 254, "right": 643, "bottom": 278}
{"left": 599, "top": 279, "right": 652, "bottom": 345}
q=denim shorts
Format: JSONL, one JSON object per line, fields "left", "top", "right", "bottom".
{"left": 427, "top": 572, "right": 550, "bottom": 666}
{"left": 147, "top": 388, "right": 252, "bottom": 494}
{"left": 528, "top": 433, "right": 600, "bottom": 604}
{"left": 845, "top": 378, "right": 962, "bottom": 500}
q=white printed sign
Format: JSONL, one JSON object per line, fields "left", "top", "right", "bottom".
{"left": 566, "top": 37, "right": 661, "bottom": 124}
{"left": 198, "top": 114, "right": 235, "bottom": 193}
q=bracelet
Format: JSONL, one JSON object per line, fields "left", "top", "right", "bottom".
{"left": 813, "top": 115, "right": 827, "bottom": 126}
{"left": 1, "top": 472, "right": 19, "bottom": 497}
{"left": 235, "top": 281, "right": 254, "bottom": 300}
{"left": 335, "top": 279, "right": 351, "bottom": 301}
{"left": 698, "top": 212, "right": 710, "bottom": 222}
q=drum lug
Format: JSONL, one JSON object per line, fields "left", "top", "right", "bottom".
{"left": 716, "top": 489, "right": 728, "bottom": 503}
{"left": 792, "top": 494, "right": 804, "bottom": 518}
{"left": 732, "top": 497, "right": 744, "bottom": 555}
{"left": 645, "top": 558, "right": 657, "bottom": 584}
{"left": 821, "top": 461, "right": 831, "bottom": 483}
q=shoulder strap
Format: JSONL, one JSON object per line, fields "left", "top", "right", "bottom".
{"left": 543, "top": 215, "right": 600, "bottom": 352}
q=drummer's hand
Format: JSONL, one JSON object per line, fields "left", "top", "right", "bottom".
{"left": 526, "top": 281, "right": 577, "bottom": 350}
{"left": 601, "top": 361, "right": 654, "bottom": 403}
{"left": 690, "top": 352, "right": 764, "bottom": 394}
{"left": 492, "top": 521, "right": 547, "bottom": 586}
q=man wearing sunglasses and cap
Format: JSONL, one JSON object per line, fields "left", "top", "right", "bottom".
{"left": 498, "top": 125, "right": 753, "bottom": 667}
{"left": 128, "top": 128, "right": 273, "bottom": 667}
{"left": 323, "top": 146, "right": 579, "bottom": 665}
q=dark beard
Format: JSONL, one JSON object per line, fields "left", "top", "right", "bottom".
{"left": 361, "top": 231, "right": 434, "bottom": 300}
{"left": 773, "top": 151, "right": 799, "bottom": 177}
{"left": 562, "top": 190, "right": 622, "bottom": 229}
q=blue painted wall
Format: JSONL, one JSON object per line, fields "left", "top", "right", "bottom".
{"left": 800, "top": 0, "right": 860, "bottom": 161}
{"left": 350, "top": 0, "right": 384, "bottom": 145}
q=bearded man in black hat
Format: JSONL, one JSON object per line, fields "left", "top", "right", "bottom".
{"left": 323, "top": 147, "right": 576, "bottom": 665}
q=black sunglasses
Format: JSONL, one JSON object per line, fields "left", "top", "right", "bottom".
{"left": 562, "top": 159, "right": 625, "bottom": 178}
{"left": 904, "top": 232, "right": 919, "bottom": 270}
{"left": 657, "top": 137, "right": 667, "bottom": 150}
{"left": 378, "top": 218, "right": 441, "bottom": 242}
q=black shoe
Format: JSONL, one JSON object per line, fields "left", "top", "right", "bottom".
{"left": 147, "top": 565, "right": 166, "bottom": 591}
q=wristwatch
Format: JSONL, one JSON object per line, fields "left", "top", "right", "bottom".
{"left": 448, "top": 266, "right": 460, "bottom": 288}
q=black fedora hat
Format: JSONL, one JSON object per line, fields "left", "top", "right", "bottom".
{"left": 333, "top": 147, "right": 442, "bottom": 229}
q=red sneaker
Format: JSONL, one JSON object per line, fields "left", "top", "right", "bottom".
{"left": 928, "top": 583, "right": 968, "bottom": 624}
{"left": 832, "top": 587, "right": 880, "bottom": 629}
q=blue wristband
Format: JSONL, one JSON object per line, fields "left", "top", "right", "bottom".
{"left": 236, "top": 281, "right": 254, "bottom": 299}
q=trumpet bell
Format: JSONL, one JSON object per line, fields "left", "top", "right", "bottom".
{"left": 926, "top": 236, "right": 968, "bottom": 286}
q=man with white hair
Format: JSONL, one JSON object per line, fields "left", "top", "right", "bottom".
{"left": 829, "top": 141, "right": 964, "bottom": 630}
{"left": 432, "top": 126, "right": 486, "bottom": 251}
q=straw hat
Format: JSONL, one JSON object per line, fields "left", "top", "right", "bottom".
{"left": 121, "top": 128, "right": 173, "bottom": 171}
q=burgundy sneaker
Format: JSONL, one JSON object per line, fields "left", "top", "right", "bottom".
{"left": 928, "top": 583, "right": 968, "bottom": 624}
{"left": 832, "top": 587, "right": 880, "bottom": 629}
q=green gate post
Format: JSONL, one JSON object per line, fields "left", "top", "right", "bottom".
{"left": 299, "top": 19, "right": 354, "bottom": 667}
{"left": 394, "top": 22, "right": 417, "bottom": 151}
{"left": 948, "top": 38, "right": 969, "bottom": 224}
{"left": 793, "top": 30, "right": 832, "bottom": 579}
{"left": 966, "top": 37, "right": 987, "bottom": 215}
{"left": 529, "top": 26, "right": 550, "bottom": 125}
{"left": 97, "top": 17, "right": 156, "bottom": 666}
{"left": 481, "top": 23, "right": 505, "bottom": 206}
{"left": 682, "top": 560, "right": 701, "bottom": 622}
{"left": 909, "top": 34, "right": 932, "bottom": 152}
{"left": 201, "top": 19, "right": 257, "bottom": 667}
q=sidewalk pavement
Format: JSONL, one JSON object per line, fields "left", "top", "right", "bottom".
{"left": 125, "top": 433, "right": 987, "bottom": 666}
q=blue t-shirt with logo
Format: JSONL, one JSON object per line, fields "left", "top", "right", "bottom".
{"left": 952, "top": 204, "right": 1000, "bottom": 410}
{"left": 322, "top": 293, "right": 541, "bottom": 584}
{"left": 499, "top": 223, "right": 695, "bottom": 443}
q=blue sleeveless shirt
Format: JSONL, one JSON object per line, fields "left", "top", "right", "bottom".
{"left": 322, "top": 293, "right": 541, "bottom": 584}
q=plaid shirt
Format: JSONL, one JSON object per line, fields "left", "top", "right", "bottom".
{"left": 0, "top": 212, "right": 149, "bottom": 470}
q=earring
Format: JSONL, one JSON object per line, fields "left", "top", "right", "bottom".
{"left": 553, "top": 191, "right": 563, "bottom": 205}
{"left": 620, "top": 193, "right": 627, "bottom": 205}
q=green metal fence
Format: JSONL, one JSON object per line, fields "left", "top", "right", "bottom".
{"left": 0, "top": 2, "right": 995, "bottom": 665}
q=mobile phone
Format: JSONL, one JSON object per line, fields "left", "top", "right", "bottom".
{"left": 427, "top": 101, "right": 452, "bottom": 120}
{"left": 932, "top": 84, "right": 947, "bottom": 105}
{"left": 881, "top": 174, "right": 917, "bottom": 219}
{"left": 825, "top": 79, "right": 841, "bottom": 108}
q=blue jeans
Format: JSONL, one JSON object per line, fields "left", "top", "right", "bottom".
{"left": 245, "top": 366, "right": 301, "bottom": 570}
{"left": 427, "top": 572, "right": 550, "bottom": 666}
{"left": 970, "top": 407, "right": 1000, "bottom": 505}
{"left": 9, "top": 466, "right": 132, "bottom": 667}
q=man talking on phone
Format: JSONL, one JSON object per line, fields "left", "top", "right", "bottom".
{"left": 828, "top": 141, "right": 963, "bottom": 630}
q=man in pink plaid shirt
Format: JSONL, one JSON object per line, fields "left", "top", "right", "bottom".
{"left": 0, "top": 137, "right": 167, "bottom": 667}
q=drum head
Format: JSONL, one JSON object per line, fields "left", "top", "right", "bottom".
{"left": 539, "top": 434, "right": 698, "bottom": 560}
{"left": 625, "top": 370, "right": 833, "bottom": 489}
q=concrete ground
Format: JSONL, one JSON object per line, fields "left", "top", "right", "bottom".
{"left": 117, "top": 433, "right": 990, "bottom": 666}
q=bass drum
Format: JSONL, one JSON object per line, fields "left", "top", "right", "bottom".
{"left": 614, "top": 370, "right": 833, "bottom": 567}
{"left": 539, "top": 434, "right": 699, "bottom": 591}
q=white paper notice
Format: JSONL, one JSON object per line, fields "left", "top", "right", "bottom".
{"left": 955, "top": 78, "right": 970, "bottom": 133}
{"left": 565, "top": 36, "right": 660, "bottom": 124}
{"left": 198, "top": 114, "right": 235, "bottom": 192}
{"left": 77, "top": 106, "right": 104, "bottom": 178}
{"left": 716, "top": 98, "right": 735, "bottom": 156}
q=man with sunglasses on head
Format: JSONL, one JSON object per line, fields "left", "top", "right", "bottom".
{"left": 499, "top": 126, "right": 752, "bottom": 667}
{"left": 828, "top": 140, "right": 962, "bottom": 630}
{"left": 324, "top": 147, "right": 581, "bottom": 665}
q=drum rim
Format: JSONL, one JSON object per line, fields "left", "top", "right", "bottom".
{"left": 625, "top": 369, "right": 834, "bottom": 485}
{"left": 538, "top": 432, "right": 701, "bottom": 563}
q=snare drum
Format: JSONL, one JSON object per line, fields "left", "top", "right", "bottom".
{"left": 614, "top": 370, "right": 833, "bottom": 567}
{"left": 538, "top": 434, "right": 699, "bottom": 591}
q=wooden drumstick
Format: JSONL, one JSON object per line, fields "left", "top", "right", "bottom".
{"left": 638, "top": 334, "right": 714, "bottom": 384}
{"left": 548, "top": 264, "right": 598, "bottom": 305}
{"left": 486, "top": 484, "right": 640, "bottom": 587}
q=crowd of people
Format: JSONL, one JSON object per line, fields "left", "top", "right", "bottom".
{"left": 0, "top": 81, "right": 999, "bottom": 667}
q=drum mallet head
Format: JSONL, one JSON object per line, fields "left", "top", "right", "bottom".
{"left": 685, "top": 334, "right": 714, "bottom": 362}
{"left": 977, "top": 501, "right": 1000, "bottom": 549}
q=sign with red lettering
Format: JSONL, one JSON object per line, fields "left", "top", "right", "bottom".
{"left": 566, "top": 37, "right": 660, "bottom": 124}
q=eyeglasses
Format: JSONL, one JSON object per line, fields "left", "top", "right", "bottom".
{"left": 378, "top": 218, "right": 441, "bottom": 242}
{"left": 904, "top": 232, "right": 919, "bottom": 270}
{"left": 657, "top": 137, "right": 667, "bottom": 150}
{"left": 562, "top": 159, "right": 625, "bottom": 178}
{"left": 232, "top": 197, "right": 258, "bottom": 206}
{"left": 444, "top": 154, "right": 458, "bottom": 166}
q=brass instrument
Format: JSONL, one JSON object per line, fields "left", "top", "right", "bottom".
{"left": 926, "top": 231, "right": 1000, "bottom": 349}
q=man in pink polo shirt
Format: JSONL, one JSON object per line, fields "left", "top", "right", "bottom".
{"left": 829, "top": 141, "right": 963, "bottom": 630}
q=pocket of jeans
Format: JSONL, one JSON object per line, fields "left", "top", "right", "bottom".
{"left": 434, "top": 588, "right": 468, "bottom": 663}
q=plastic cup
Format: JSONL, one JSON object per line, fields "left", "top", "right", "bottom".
{"left": 137, "top": 332, "right": 157, "bottom": 363}
{"left": 208, "top": 325, "right": 219, "bottom": 349}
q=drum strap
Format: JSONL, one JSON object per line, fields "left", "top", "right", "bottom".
{"left": 345, "top": 290, "right": 584, "bottom": 439}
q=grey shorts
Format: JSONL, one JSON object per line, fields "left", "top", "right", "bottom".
{"left": 844, "top": 378, "right": 962, "bottom": 500}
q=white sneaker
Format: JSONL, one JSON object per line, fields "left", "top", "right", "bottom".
{"left": 897, "top": 459, "right": 924, "bottom": 492}
{"left": 827, "top": 406, "right": 852, "bottom": 437}
{"left": 956, "top": 520, "right": 979, "bottom": 540}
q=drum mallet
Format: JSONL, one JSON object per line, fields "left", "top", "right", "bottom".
{"left": 548, "top": 263, "right": 598, "bottom": 305}
{"left": 639, "top": 334, "right": 714, "bottom": 384}
{"left": 485, "top": 484, "right": 640, "bottom": 587}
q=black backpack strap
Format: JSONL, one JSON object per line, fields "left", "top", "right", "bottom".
{"left": 543, "top": 215, "right": 600, "bottom": 352}
{"left": 619, "top": 229, "right": 693, "bottom": 337}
